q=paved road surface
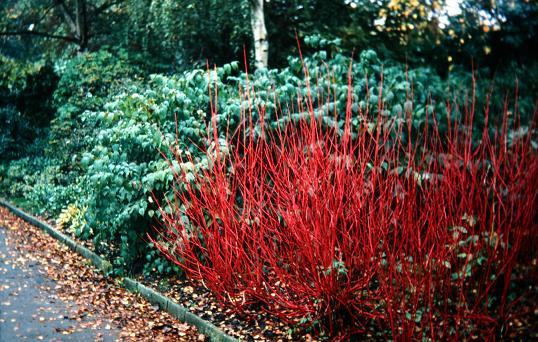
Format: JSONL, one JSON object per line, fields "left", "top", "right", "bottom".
{"left": 0, "top": 227, "right": 118, "bottom": 341}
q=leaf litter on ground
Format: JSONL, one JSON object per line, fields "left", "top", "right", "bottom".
{"left": 0, "top": 207, "right": 201, "bottom": 341}
{"left": 0, "top": 206, "right": 307, "bottom": 341}
{"left": 2, "top": 205, "right": 536, "bottom": 341}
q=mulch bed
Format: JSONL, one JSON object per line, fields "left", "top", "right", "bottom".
{"left": 133, "top": 275, "right": 302, "bottom": 341}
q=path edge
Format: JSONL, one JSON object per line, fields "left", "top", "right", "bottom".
{"left": 0, "top": 198, "right": 238, "bottom": 342}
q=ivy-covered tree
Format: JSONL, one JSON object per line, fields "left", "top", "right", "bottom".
{"left": 0, "top": 0, "right": 125, "bottom": 56}
{"left": 122, "top": 0, "right": 251, "bottom": 69}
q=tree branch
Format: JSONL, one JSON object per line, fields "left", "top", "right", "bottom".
{"left": 0, "top": 30, "right": 78, "bottom": 43}
{"left": 53, "top": 0, "right": 78, "bottom": 36}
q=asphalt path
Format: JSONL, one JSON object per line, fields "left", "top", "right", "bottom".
{"left": 0, "top": 227, "right": 118, "bottom": 341}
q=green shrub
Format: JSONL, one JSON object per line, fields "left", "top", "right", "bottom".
{"left": 79, "top": 72, "right": 221, "bottom": 273}
{"left": 0, "top": 157, "right": 33, "bottom": 199}
{"left": 57, "top": 203, "right": 90, "bottom": 238}
{"left": 0, "top": 156, "right": 90, "bottom": 217}
{"left": 48, "top": 50, "right": 141, "bottom": 167}
{"left": 448, "top": 62, "right": 538, "bottom": 123}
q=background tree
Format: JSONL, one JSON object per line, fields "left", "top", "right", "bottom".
{"left": 1, "top": 0, "right": 536, "bottom": 78}
{"left": 373, "top": 0, "right": 446, "bottom": 66}
{"left": 0, "top": 0, "right": 125, "bottom": 56}
{"left": 250, "top": 0, "right": 268, "bottom": 69}
{"left": 122, "top": 0, "right": 251, "bottom": 70}
{"left": 444, "top": 0, "right": 538, "bottom": 70}
{"left": 264, "top": 0, "right": 373, "bottom": 67}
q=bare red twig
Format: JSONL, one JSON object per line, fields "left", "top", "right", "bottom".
{"left": 151, "top": 67, "right": 538, "bottom": 339}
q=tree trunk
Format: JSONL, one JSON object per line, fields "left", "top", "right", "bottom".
{"left": 250, "top": 0, "right": 268, "bottom": 70}
{"left": 54, "top": 0, "right": 89, "bottom": 51}
{"left": 75, "top": 0, "right": 89, "bottom": 51}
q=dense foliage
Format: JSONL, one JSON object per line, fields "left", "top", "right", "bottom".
{"left": 0, "top": 0, "right": 536, "bottom": 339}
{"left": 2, "top": 0, "right": 537, "bottom": 71}
{"left": 0, "top": 56, "right": 57, "bottom": 160}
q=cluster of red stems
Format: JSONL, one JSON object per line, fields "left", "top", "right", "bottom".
{"left": 153, "top": 69, "right": 537, "bottom": 339}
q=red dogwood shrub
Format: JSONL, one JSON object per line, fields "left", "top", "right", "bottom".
{"left": 152, "top": 72, "right": 537, "bottom": 339}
